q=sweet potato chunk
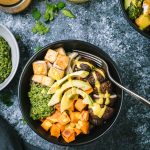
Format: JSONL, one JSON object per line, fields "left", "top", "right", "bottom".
{"left": 53, "top": 55, "right": 69, "bottom": 70}
{"left": 50, "top": 124, "right": 61, "bottom": 138}
{"left": 55, "top": 47, "right": 66, "bottom": 55}
{"left": 56, "top": 123, "right": 65, "bottom": 132}
{"left": 70, "top": 112, "right": 81, "bottom": 123}
{"left": 58, "top": 112, "right": 70, "bottom": 125}
{"left": 32, "top": 75, "right": 43, "bottom": 83}
{"left": 62, "top": 129, "right": 75, "bottom": 143}
{"left": 75, "top": 99, "right": 87, "bottom": 112}
{"left": 74, "top": 128, "right": 81, "bottom": 136}
{"left": 54, "top": 103, "right": 61, "bottom": 112}
{"left": 41, "top": 76, "right": 54, "bottom": 87}
{"left": 80, "top": 121, "right": 89, "bottom": 134}
{"left": 44, "top": 49, "right": 58, "bottom": 63}
{"left": 46, "top": 111, "right": 61, "bottom": 123}
{"left": 33, "top": 61, "right": 47, "bottom": 75}
{"left": 41, "top": 120, "right": 52, "bottom": 131}
{"left": 80, "top": 111, "right": 89, "bottom": 121}
{"left": 48, "top": 67, "right": 64, "bottom": 80}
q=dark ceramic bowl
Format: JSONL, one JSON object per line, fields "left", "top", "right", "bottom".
{"left": 18, "top": 40, "right": 123, "bottom": 146}
{"left": 120, "top": 0, "right": 150, "bottom": 39}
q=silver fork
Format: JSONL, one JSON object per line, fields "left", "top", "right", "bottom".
{"left": 74, "top": 50, "right": 150, "bottom": 106}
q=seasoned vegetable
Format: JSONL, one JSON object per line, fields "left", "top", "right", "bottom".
{"left": 0, "top": 37, "right": 12, "bottom": 83}
{"left": 126, "top": 0, "right": 143, "bottom": 19}
{"left": 28, "top": 82, "right": 54, "bottom": 120}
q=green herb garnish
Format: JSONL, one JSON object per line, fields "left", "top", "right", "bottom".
{"left": 32, "top": 21, "right": 49, "bottom": 35}
{"left": 0, "top": 37, "right": 12, "bottom": 83}
{"left": 32, "top": 8, "right": 41, "bottom": 21}
{"left": 28, "top": 82, "right": 55, "bottom": 120}
{"left": 57, "top": 1, "right": 66, "bottom": 10}
{"left": 62, "top": 9, "right": 76, "bottom": 18}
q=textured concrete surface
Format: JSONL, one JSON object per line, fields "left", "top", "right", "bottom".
{"left": 0, "top": 0, "right": 150, "bottom": 150}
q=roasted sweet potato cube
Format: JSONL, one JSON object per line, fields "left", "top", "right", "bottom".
{"left": 55, "top": 47, "right": 66, "bottom": 55}
{"left": 70, "top": 112, "right": 81, "bottom": 123}
{"left": 75, "top": 99, "right": 87, "bottom": 112}
{"left": 41, "top": 120, "right": 52, "bottom": 131}
{"left": 50, "top": 124, "right": 61, "bottom": 138}
{"left": 80, "top": 121, "right": 89, "bottom": 134}
{"left": 53, "top": 55, "right": 69, "bottom": 70}
{"left": 46, "top": 111, "right": 61, "bottom": 123}
{"left": 32, "top": 75, "right": 43, "bottom": 83}
{"left": 58, "top": 112, "right": 70, "bottom": 125}
{"left": 48, "top": 67, "right": 64, "bottom": 80}
{"left": 80, "top": 111, "right": 89, "bottom": 121}
{"left": 41, "top": 76, "right": 54, "bottom": 87}
{"left": 62, "top": 129, "right": 75, "bottom": 143}
{"left": 54, "top": 103, "right": 61, "bottom": 111}
{"left": 44, "top": 49, "right": 58, "bottom": 63}
{"left": 33, "top": 61, "right": 47, "bottom": 75}
{"left": 74, "top": 128, "right": 81, "bottom": 136}
{"left": 69, "top": 100, "right": 75, "bottom": 112}
{"left": 46, "top": 61, "right": 52, "bottom": 70}
{"left": 56, "top": 123, "right": 65, "bottom": 132}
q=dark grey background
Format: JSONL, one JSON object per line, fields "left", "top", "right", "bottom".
{"left": 0, "top": 0, "right": 150, "bottom": 150}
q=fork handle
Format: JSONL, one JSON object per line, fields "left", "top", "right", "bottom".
{"left": 109, "top": 76, "right": 150, "bottom": 106}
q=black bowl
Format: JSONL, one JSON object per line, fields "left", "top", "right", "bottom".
{"left": 120, "top": 0, "right": 150, "bottom": 39}
{"left": 18, "top": 40, "right": 123, "bottom": 146}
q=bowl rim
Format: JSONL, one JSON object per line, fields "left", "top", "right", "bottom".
{"left": 18, "top": 40, "right": 123, "bottom": 146}
{"left": 0, "top": 24, "right": 20, "bottom": 91}
{"left": 119, "top": 0, "right": 150, "bottom": 39}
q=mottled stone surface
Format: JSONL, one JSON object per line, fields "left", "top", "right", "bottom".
{"left": 0, "top": 0, "right": 150, "bottom": 150}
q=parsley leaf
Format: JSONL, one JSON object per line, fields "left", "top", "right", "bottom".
{"left": 32, "top": 8, "right": 41, "bottom": 21}
{"left": 57, "top": 1, "right": 66, "bottom": 10}
{"left": 32, "top": 21, "right": 50, "bottom": 35}
{"left": 62, "top": 9, "right": 76, "bottom": 18}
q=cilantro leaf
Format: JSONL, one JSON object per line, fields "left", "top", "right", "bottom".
{"left": 57, "top": 1, "right": 66, "bottom": 10}
{"left": 32, "top": 8, "right": 41, "bottom": 21}
{"left": 62, "top": 9, "right": 76, "bottom": 18}
{"left": 32, "top": 21, "right": 50, "bottom": 35}
{"left": 44, "top": 3, "right": 57, "bottom": 22}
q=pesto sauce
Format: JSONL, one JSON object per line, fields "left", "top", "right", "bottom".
{"left": 0, "top": 37, "right": 12, "bottom": 83}
{"left": 28, "top": 82, "right": 55, "bottom": 120}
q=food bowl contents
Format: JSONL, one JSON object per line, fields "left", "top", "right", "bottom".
{"left": 28, "top": 47, "right": 117, "bottom": 143}
{"left": 0, "top": 37, "right": 12, "bottom": 83}
{"left": 125, "top": 0, "right": 150, "bottom": 31}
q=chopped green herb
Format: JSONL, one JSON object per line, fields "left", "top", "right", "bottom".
{"left": 35, "top": 45, "right": 42, "bottom": 53}
{"left": 28, "top": 82, "right": 55, "bottom": 120}
{"left": 32, "top": 21, "right": 50, "bottom": 35}
{"left": 62, "top": 9, "right": 76, "bottom": 18}
{"left": 44, "top": 3, "right": 57, "bottom": 22}
{"left": 57, "top": 1, "right": 66, "bottom": 10}
{"left": 0, "top": 37, "right": 12, "bottom": 83}
{"left": 32, "top": 8, "right": 41, "bottom": 21}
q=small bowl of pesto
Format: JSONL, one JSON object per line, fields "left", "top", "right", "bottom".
{"left": 0, "top": 25, "right": 19, "bottom": 91}
{"left": 120, "top": 0, "right": 150, "bottom": 39}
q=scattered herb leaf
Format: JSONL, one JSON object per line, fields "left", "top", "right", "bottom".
{"left": 57, "top": 1, "right": 66, "bottom": 10}
{"left": 32, "top": 8, "right": 41, "bottom": 21}
{"left": 62, "top": 9, "right": 76, "bottom": 18}
{"left": 35, "top": 45, "right": 42, "bottom": 52}
{"left": 32, "top": 21, "right": 49, "bottom": 35}
{"left": 44, "top": 3, "right": 57, "bottom": 22}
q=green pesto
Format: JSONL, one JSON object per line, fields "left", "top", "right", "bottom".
{"left": 28, "top": 82, "right": 55, "bottom": 120}
{"left": 0, "top": 37, "right": 12, "bottom": 83}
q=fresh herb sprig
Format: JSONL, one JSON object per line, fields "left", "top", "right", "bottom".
{"left": 31, "top": 1, "right": 76, "bottom": 35}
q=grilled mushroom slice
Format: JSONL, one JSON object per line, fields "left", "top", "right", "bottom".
{"left": 100, "top": 81, "right": 112, "bottom": 94}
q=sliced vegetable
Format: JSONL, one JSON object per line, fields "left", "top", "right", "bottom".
{"left": 60, "top": 88, "right": 93, "bottom": 112}
{"left": 48, "top": 71, "right": 89, "bottom": 94}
